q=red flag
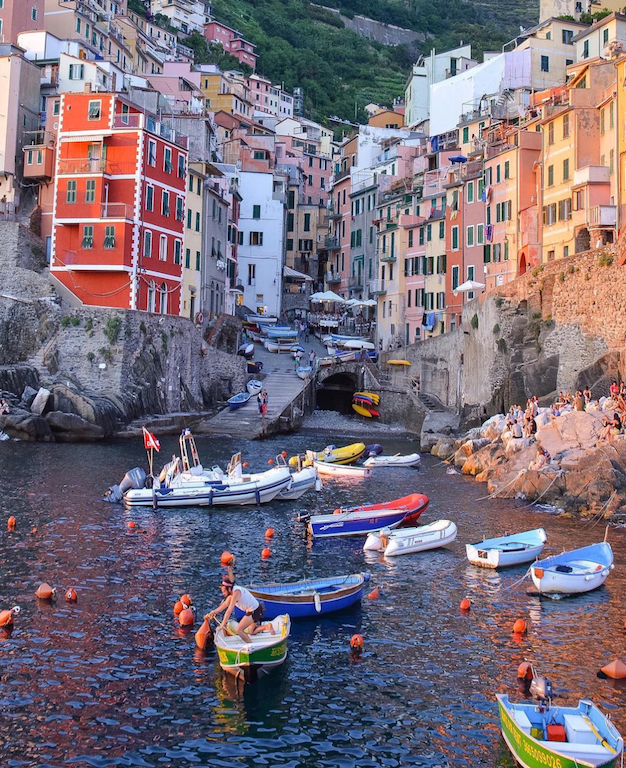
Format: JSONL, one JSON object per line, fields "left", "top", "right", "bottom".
{"left": 143, "top": 427, "right": 160, "bottom": 452}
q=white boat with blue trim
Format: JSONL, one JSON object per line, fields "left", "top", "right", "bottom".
{"left": 466, "top": 528, "right": 547, "bottom": 569}
{"left": 530, "top": 541, "right": 614, "bottom": 596}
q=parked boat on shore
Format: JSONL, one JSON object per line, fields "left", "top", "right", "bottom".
{"left": 234, "top": 574, "right": 367, "bottom": 619}
{"left": 265, "top": 338, "right": 299, "bottom": 353}
{"left": 296, "top": 366, "right": 312, "bottom": 379}
{"left": 227, "top": 392, "right": 252, "bottom": 410}
{"left": 246, "top": 380, "right": 263, "bottom": 395}
{"left": 466, "top": 528, "right": 547, "bottom": 569}
{"left": 364, "top": 453, "right": 421, "bottom": 468}
{"left": 530, "top": 541, "right": 614, "bottom": 596}
{"left": 215, "top": 614, "right": 290, "bottom": 682}
{"left": 364, "top": 519, "right": 457, "bottom": 557}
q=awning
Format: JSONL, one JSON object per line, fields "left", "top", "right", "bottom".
{"left": 283, "top": 265, "right": 313, "bottom": 281}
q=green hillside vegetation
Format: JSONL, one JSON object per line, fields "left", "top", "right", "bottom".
{"left": 209, "top": 0, "right": 539, "bottom": 124}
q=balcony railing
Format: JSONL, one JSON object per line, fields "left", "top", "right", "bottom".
{"left": 348, "top": 275, "right": 363, "bottom": 290}
{"left": 324, "top": 235, "right": 339, "bottom": 248}
{"left": 101, "top": 203, "right": 134, "bottom": 219}
{"left": 326, "top": 271, "right": 341, "bottom": 284}
{"left": 111, "top": 112, "right": 188, "bottom": 149}
{"left": 57, "top": 158, "right": 136, "bottom": 175}
{"left": 333, "top": 166, "right": 350, "bottom": 183}
{"left": 380, "top": 252, "right": 397, "bottom": 262}
{"left": 589, "top": 205, "right": 616, "bottom": 227}
{"left": 369, "top": 279, "right": 386, "bottom": 295}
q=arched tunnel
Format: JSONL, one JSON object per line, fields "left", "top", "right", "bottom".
{"left": 316, "top": 372, "right": 359, "bottom": 414}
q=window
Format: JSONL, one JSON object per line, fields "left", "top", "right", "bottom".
{"left": 601, "top": 108, "right": 606, "bottom": 135}
{"left": 161, "top": 191, "right": 170, "bottom": 217}
{"left": 76, "top": 18, "right": 80, "bottom": 33}
{"left": 467, "top": 181, "right": 474, "bottom": 204}
{"left": 144, "top": 230, "right": 152, "bottom": 257}
{"left": 604, "top": 28, "right": 609, "bottom": 45}
{"left": 452, "top": 265, "right": 459, "bottom": 291}
{"left": 31, "top": 5, "right": 37, "bottom": 18}
{"left": 408, "top": 230, "right": 413, "bottom": 248}
{"left": 610, "top": 148, "right": 615, "bottom": 174}
{"left": 148, "top": 140, "right": 156, "bottom": 167}
{"left": 466, "top": 225, "right": 474, "bottom": 247}
{"left": 286, "top": 239, "right": 293, "bottom": 251}
{"left": 484, "top": 244, "right": 491, "bottom": 263}
{"left": 419, "top": 228, "right": 424, "bottom": 246}
{"left": 120, "top": 103, "right": 129, "bottom": 125}
{"left": 563, "top": 158, "right": 570, "bottom": 182}
{"left": 85, "top": 179, "right": 96, "bottom": 203}
{"left": 253, "top": 150, "right": 265, "bottom": 160}
{"left": 504, "top": 161, "right": 510, "bottom": 180}
{"left": 82, "top": 225, "right": 93, "bottom": 249}
{"left": 250, "top": 232, "right": 263, "bottom": 246}
{"left": 177, "top": 153, "right": 185, "bottom": 178}
{"left": 53, "top": 99, "right": 60, "bottom": 116}
{"left": 147, "top": 281, "right": 155, "bottom": 312}
{"left": 558, "top": 198, "right": 572, "bottom": 221}
{"left": 548, "top": 165, "right": 554, "bottom": 186}
{"left": 304, "top": 213, "right": 311, "bottom": 231}
{"left": 187, "top": 209, "right": 192, "bottom": 229}
{"left": 548, "top": 122, "right": 554, "bottom": 145}
{"left": 247, "top": 263, "right": 256, "bottom": 285}
{"left": 504, "top": 241, "right": 509, "bottom": 261}
{"left": 176, "top": 196, "right": 184, "bottom": 221}
{"left": 164, "top": 148, "right": 172, "bottom": 173}
{"left": 196, "top": 251, "right": 201, "bottom": 270}
{"left": 562, "top": 29, "right": 573, "bottom": 44}
{"left": 462, "top": 126, "right": 469, "bottom": 144}
{"left": 66, "top": 180, "right": 77, "bottom": 204}
{"left": 252, "top": 204, "right": 261, "bottom": 219}
{"left": 583, "top": 40, "right": 589, "bottom": 59}
{"left": 541, "top": 55, "right": 549, "bottom": 73}
{"left": 69, "top": 63, "right": 84, "bottom": 80}
{"left": 477, "top": 224, "right": 484, "bottom": 245}
{"left": 439, "top": 221, "right": 445, "bottom": 239}
{"left": 87, "top": 100, "right": 101, "bottom": 120}
{"left": 104, "top": 225, "right": 115, "bottom": 249}
{"left": 563, "top": 113, "right": 570, "bottom": 139}
{"left": 195, "top": 212, "right": 200, "bottom": 232}
{"left": 159, "top": 283, "right": 167, "bottom": 314}
{"left": 174, "top": 241, "right": 181, "bottom": 265}
{"left": 159, "top": 234, "right": 167, "bottom": 261}
{"left": 185, "top": 248, "right": 190, "bottom": 269}
{"left": 496, "top": 165, "right": 501, "bottom": 183}
{"left": 452, "top": 226, "right": 459, "bottom": 250}
{"left": 426, "top": 224, "right": 432, "bottom": 242}
{"left": 287, "top": 212, "right": 294, "bottom": 232}
{"left": 563, "top": 246, "right": 569, "bottom": 258}
{"left": 486, "top": 206, "right": 491, "bottom": 225}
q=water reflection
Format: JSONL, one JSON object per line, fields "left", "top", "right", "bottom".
{"left": 0, "top": 435, "right": 625, "bottom": 766}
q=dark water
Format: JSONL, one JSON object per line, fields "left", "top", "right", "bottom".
{"left": 1, "top": 432, "right": 626, "bottom": 768}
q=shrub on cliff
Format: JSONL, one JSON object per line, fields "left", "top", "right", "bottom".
{"left": 470, "top": 314, "right": 478, "bottom": 330}
{"left": 104, "top": 316, "right": 122, "bottom": 345}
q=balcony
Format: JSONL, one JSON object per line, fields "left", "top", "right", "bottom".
{"left": 427, "top": 207, "right": 446, "bottom": 221}
{"left": 589, "top": 205, "right": 616, "bottom": 227}
{"left": 324, "top": 235, "right": 339, "bottom": 249}
{"left": 369, "top": 279, "right": 386, "bottom": 295}
{"left": 111, "top": 112, "right": 188, "bottom": 150}
{"left": 379, "top": 251, "right": 396, "bottom": 263}
{"left": 23, "top": 136, "right": 55, "bottom": 180}
{"left": 326, "top": 271, "right": 341, "bottom": 284}
{"left": 102, "top": 203, "right": 134, "bottom": 219}
{"left": 349, "top": 275, "right": 363, "bottom": 290}
{"left": 57, "top": 157, "right": 136, "bottom": 175}
{"left": 573, "top": 165, "right": 610, "bottom": 187}
{"left": 333, "top": 166, "right": 350, "bottom": 183}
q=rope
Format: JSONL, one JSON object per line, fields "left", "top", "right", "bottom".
{"left": 501, "top": 567, "right": 532, "bottom": 592}
{"left": 474, "top": 469, "right": 525, "bottom": 501}
{"left": 581, "top": 490, "right": 617, "bottom": 530}
{"left": 522, "top": 469, "right": 564, "bottom": 508}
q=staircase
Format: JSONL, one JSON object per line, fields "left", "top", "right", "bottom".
{"left": 27, "top": 334, "right": 58, "bottom": 384}
{"left": 418, "top": 392, "right": 446, "bottom": 412}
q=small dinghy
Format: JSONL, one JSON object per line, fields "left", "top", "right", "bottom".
{"left": 238, "top": 342, "right": 255, "bottom": 359}
{"left": 215, "top": 614, "right": 290, "bottom": 683}
{"left": 301, "top": 506, "right": 409, "bottom": 538}
{"left": 227, "top": 392, "right": 252, "bottom": 410}
{"left": 296, "top": 366, "right": 312, "bottom": 380}
{"left": 234, "top": 574, "right": 368, "bottom": 619}
{"left": 466, "top": 528, "right": 547, "bottom": 569}
{"left": 334, "top": 493, "right": 429, "bottom": 526}
{"left": 306, "top": 442, "right": 365, "bottom": 464}
{"left": 246, "top": 380, "right": 263, "bottom": 395}
{"left": 498, "top": 672, "right": 623, "bottom": 768}
{"left": 313, "top": 460, "right": 372, "bottom": 479}
{"left": 364, "top": 453, "right": 421, "bottom": 468}
{"left": 364, "top": 519, "right": 457, "bottom": 556}
{"left": 265, "top": 338, "right": 298, "bottom": 353}
{"left": 276, "top": 464, "right": 319, "bottom": 500}
{"left": 530, "top": 541, "right": 614, "bottom": 597}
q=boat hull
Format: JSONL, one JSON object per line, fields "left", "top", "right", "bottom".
{"left": 365, "top": 520, "right": 457, "bottom": 556}
{"left": 467, "top": 542, "right": 545, "bottom": 569}
{"left": 313, "top": 460, "right": 372, "bottom": 478}
{"left": 308, "top": 508, "right": 407, "bottom": 537}
{"left": 364, "top": 453, "right": 421, "bottom": 468}
{"left": 228, "top": 393, "right": 251, "bottom": 410}
{"left": 276, "top": 467, "right": 317, "bottom": 500}
{"left": 337, "top": 493, "right": 429, "bottom": 527}
{"left": 215, "top": 616, "right": 290, "bottom": 682}
{"left": 308, "top": 443, "right": 365, "bottom": 464}
{"left": 531, "top": 568, "right": 611, "bottom": 595}
{"left": 530, "top": 541, "right": 613, "bottom": 595}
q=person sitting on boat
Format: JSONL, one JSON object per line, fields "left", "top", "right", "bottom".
{"left": 206, "top": 577, "right": 274, "bottom": 641}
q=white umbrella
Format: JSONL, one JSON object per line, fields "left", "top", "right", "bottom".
{"left": 362, "top": 299, "right": 377, "bottom": 307}
{"left": 343, "top": 339, "right": 375, "bottom": 350}
{"left": 345, "top": 298, "right": 362, "bottom": 306}
{"left": 456, "top": 280, "right": 485, "bottom": 292}
{"left": 310, "top": 290, "right": 346, "bottom": 303}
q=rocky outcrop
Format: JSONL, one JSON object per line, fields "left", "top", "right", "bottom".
{"left": 0, "top": 409, "right": 53, "bottom": 441}
{"left": 45, "top": 411, "right": 105, "bottom": 442}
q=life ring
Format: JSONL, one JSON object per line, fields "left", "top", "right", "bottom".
{"left": 195, "top": 312, "right": 204, "bottom": 325}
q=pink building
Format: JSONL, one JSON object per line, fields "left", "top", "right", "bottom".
{"left": 0, "top": 0, "right": 43, "bottom": 43}
{"left": 276, "top": 138, "right": 330, "bottom": 206}
{"left": 403, "top": 215, "right": 426, "bottom": 344}
{"left": 204, "top": 21, "right": 257, "bottom": 71}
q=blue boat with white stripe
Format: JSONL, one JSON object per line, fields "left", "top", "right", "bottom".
{"left": 302, "top": 506, "right": 409, "bottom": 537}
{"left": 234, "top": 573, "right": 369, "bottom": 619}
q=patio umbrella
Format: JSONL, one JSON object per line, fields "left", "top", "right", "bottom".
{"left": 456, "top": 279, "right": 485, "bottom": 292}
{"left": 362, "top": 299, "right": 377, "bottom": 307}
{"left": 309, "top": 290, "right": 346, "bottom": 303}
{"left": 449, "top": 154, "right": 468, "bottom": 164}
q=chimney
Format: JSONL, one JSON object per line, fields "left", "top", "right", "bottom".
{"left": 84, "top": 82, "right": 92, "bottom": 93}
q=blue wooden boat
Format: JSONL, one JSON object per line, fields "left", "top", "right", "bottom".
{"left": 302, "top": 506, "right": 409, "bottom": 537}
{"left": 234, "top": 573, "right": 369, "bottom": 619}
{"left": 227, "top": 392, "right": 252, "bottom": 410}
{"left": 265, "top": 327, "right": 297, "bottom": 339}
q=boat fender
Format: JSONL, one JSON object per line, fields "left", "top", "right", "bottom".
{"left": 315, "top": 477, "right": 323, "bottom": 491}
{"left": 208, "top": 488, "right": 214, "bottom": 508}
{"left": 152, "top": 491, "right": 158, "bottom": 510}
{"left": 602, "top": 569, "right": 609, "bottom": 577}
{"left": 255, "top": 487, "right": 261, "bottom": 505}
{"left": 585, "top": 575, "right": 593, "bottom": 581}
{"left": 314, "top": 593, "right": 322, "bottom": 613}
{"left": 362, "top": 573, "right": 371, "bottom": 582}
{"left": 610, "top": 564, "right": 615, "bottom": 570}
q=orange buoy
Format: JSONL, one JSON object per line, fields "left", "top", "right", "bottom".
{"left": 127, "top": 521, "right": 137, "bottom": 529}
{"left": 268, "top": 458, "right": 274, "bottom": 465}
{"left": 350, "top": 634, "right": 364, "bottom": 650}
{"left": 220, "top": 551, "right": 234, "bottom": 566}
{"left": 261, "top": 547, "right": 271, "bottom": 559}
{"left": 513, "top": 619, "right": 527, "bottom": 634}
{"left": 281, "top": 451, "right": 288, "bottom": 458}
{"left": 7, "top": 516, "right": 16, "bottom": 530}
{"left": 460, "top": 598, "right": 471, "bottom": 611}
{"left": 517, "top": 662, "right": 533, "bottom": 680}
{"left": 367, "top": 587, "right": 380, "bottom": 600}
{"left": 195, "top": 616, "right": 214, "bottom": 651}
{"left": 36, "top": 583, "right": 55, "bottom": 600}
{"left": 265, "top": 528, "right": 275, "bottom": 539}
{"left": 173, "top": 600, "right": 184, "bottom": 616}
{"left": 31, "top": 527, "right": 38, "bottom": 534}
{"left": 623, "top": 620, "right": 626, "bottom": 632}
{"left": 599, "top": 659, "right": 626, "bottom": 679}
{"left": 0, "top": 606, "right": 19, "bottom": 627}
{"left": 65, "top": 588, "right": 78, "bottom": 603}
{"left": 180, "top": 593, "right": 192, "bottom": 607}
{"left": 178, "top": 607, "right": 194, "bottom": 627}
{"left": 243, "top": 462, "right": 249, "bottom": 468}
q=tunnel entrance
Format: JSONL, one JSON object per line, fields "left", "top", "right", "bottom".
{"left": 316, "top": 372, "right": 358, "bottom": 414}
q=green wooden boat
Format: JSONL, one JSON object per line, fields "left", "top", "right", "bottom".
{"left": 497, "top": 694, "right": 623, "bottom": 768}
{"left": 214, "top": 614, "right": 290, "bottom": 683}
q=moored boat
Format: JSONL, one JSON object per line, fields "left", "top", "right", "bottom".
{"left": 265, "top": 338, "right": 299, "bottom": 353}
{"left": 530, "top": 541, "right": 614, "bottom": 596}
{"left": 333, "top": 493, "right": 429, "bottom": 526}
{"left": 364, "top": 519, "right": 457, "bottom": 556}
{"left": 466, "top": 528, "right": 547, "bottom": 569}
{"left": 306, "top": 442, "right": 365, "bottom": 464}
{"left": 313, "top": 460, "right": 372, "bottom": 479}
{"left": 215, "top": 614, "right": 290, "bottom": 682}
{"left": 497, "top": 693, "right": 623, "bottom": 768}
{"left": 276, "top": 464, "right": 319, "bottom": 500}
{"left": 227, "top": 392, "right": 252, "bottom": 410}
{"left": 318, "top": 351, "right": 357, "bottom": 366}
{"left": 303, "top": 506, "right": 409, "bottom": 537}
{"left": 364, "top": 453, "right": 421, "bottom": 468}
{"left": 234, "top": 574, "right": 368, "bottom": 619}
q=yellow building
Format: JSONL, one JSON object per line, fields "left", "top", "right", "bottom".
{"left": 181, "top": 162, "right": 206, "bottom": 320}
{"left": 200, "top": 70, "right": 253, "bottom": 119}
{"left": 375, "top": 189, "right": 406, "bottom": 349}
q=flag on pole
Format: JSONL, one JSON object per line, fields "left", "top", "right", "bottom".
{"left": 143, "top": 427, "right": 160, "bottom": 452}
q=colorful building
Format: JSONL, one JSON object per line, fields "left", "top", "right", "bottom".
{"left": 203, "top": 20, "right": 257, "bottom": 71}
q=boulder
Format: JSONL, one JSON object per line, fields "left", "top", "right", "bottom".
{"left": 435, "top": 439, "right": 456, "bottom": 460}
{"left": 20, "top": 385, "right": 38, "bottom": 408}
{"left": 462, "top": 442, "right": 506, "bottom": 477}
{"left": 50, "top": 384, "right": 122, "bottom": 436}
{"left": 505, "top": 437, "right": 532, "bottom": 456}
{"left": 0, "top": 411, "right": 53, "bottom": 441}
{"left": 45, "top": 411, "right": 105, "bottom": 442}
{"left": 30, "top": 387, "right": 51, "bottom": 415}
{"left": 460, "top": 437, "right": 490, "bottom": 457}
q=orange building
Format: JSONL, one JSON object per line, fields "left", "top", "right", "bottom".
{"left": 50, "top": 93, "right": 188, "bottom": 314}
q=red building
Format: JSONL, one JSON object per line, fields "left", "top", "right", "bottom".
{"left": 204, "top": 21, "right": 257, "bottom": 71}
{"left": 51, "top": 93, "right": 188, "bottom": 314}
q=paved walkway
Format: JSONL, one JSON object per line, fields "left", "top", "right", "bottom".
{"left": 202, "top": 333, "right": 327, "bottom": 438}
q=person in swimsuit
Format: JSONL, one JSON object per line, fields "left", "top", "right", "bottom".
{"left": 206, "top": 577, "right": 274, "bottom": 642}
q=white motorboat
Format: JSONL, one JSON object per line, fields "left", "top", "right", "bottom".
{"left": 363, "top": 453, "right": 421, "bottom": 468}
{"left": 530, "top": 541, "right": 614, "bottom": 596}
{"left": 363, "top": 519, "right": 457, "bottom": 556}
{"left": 313, "top": 460, "right": 372, "bottom": 479}
{"left": 276, "top": 465, "right": 320, "bottom": 500}
{"left": 466, "top": 528, "right": 547, "bottom": 569}
{"left": 247, "top": 379, "right": 263, "bottom": 395}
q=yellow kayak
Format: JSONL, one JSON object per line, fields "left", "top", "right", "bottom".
{"left": 352, "top": 404, "right": 372, "bottom": 418}
{"left": 306, "top": 442, "right": 365, "bottom": 465}
{"left": 353, "top": 391, "right": 380, "bottom": 404}
{"left": 387, "top": 360, "right": 410, "bottom": 366}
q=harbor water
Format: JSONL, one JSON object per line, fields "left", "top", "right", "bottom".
{"left": 1, "top": 433, "right": 626, "bottom": 767}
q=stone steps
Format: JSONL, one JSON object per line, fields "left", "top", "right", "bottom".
{"left": 418, "top": 392, "right": 446, "bottom": 413}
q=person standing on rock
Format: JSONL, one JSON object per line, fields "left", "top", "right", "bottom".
{"left": 583, "top": 386, "right": 593, "bottom": 405}
{"left": 574, "top": 390, "right": 585, "bottom": 412}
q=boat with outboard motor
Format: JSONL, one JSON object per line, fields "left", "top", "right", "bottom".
{"left": 332, "top": 493, "right": 429, "bottom": 526}
{"left": 301, "top": 505, "right": 409, "bottom": 537}
{"left": 275, "top": 457, "right": 320, "bottom": 500}
{"left": 305, "top": 442, "right": 365, "bottom": 465}
{"left": 215, "top": 614, "right": 290, "bottom": 682}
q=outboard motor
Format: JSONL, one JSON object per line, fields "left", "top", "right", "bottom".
{"left": 530, "top": 674, "right": 553, "bottom": 703}
{"left": 364, "top": 443, "right": 383, "bottom": 457}
{"left": 104, "top": 467, "right": 147, "bottom": 503}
